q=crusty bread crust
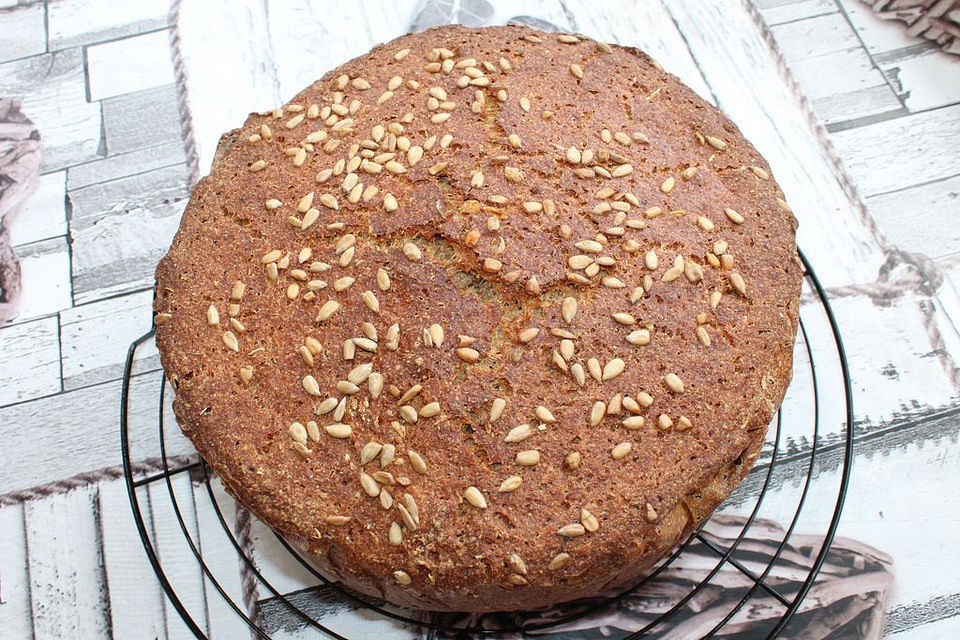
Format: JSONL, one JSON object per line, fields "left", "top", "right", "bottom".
{"left": 154, "top": 25, "right": 801, "bottom": 612}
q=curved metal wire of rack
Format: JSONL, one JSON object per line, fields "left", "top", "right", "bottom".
{"left": 121, "top": 250, "right": 854, "bottom": 639}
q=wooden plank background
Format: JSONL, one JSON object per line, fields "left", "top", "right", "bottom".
{"left": 0, "top": 0, "right": 958, "bottom": 637}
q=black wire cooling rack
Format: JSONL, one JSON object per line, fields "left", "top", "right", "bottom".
{"left": 121, "top": 249, "right": 854, "bottom": 639}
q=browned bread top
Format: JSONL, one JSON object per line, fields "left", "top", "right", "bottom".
{"left": 154, "top": 24, "right": 802, "bottom": 612}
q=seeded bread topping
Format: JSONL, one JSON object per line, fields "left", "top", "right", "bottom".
{"left": 154, "top": 24, "right": 802, "bottom": 612}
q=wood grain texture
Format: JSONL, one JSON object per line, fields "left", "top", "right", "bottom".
{"left": 931, "top": 262, "right": 960, "bottom": 369}
{"left": 10, "top": 235, "right": 71, "bottom": 322}
{"left": 0, "top": 315, "right": 61, "bottom": 405}
{"left": 176, "top": 0, "right": 284, "bottom": 173}
{"left": 9, "top": 170, "right": 68, "bottom": 248}
{"left": 102, "top": 84, "right": 184, "bottom": 157}
{"left": 831, "top": 104, "right": 960, "bottom": 197}
{"left": 0, "top": 49, "right": 102, "bottom": 172}
{"left": 25, "top": 486, "right": 110, "bottom": 640}
{"left": 0, "top": 503, "right": 32, "bottom": 639}
{"left": 98, "top": 479, "right": 168, "bottom": 639}
{"left": 87, "top": 30, "right": 175, "bottom": 102}
{"left": 0, "top": 2, "right": 47, "bottom": 65}
{"left": 247, "top": 516, "right": 320, "bottom": 598}
{"left": 827, "top": 295, "right": 959, "bottom": 420}
{"left": 70, "top": 184, "right": 187, "bottom": 305}
{"left": 47, "top": 0, "right": 169, "bottom": 50}
{"left": 789, "top": 47, "right": 890, "bottom": 101}
{"left": 147, "top": 473, "right": 211, "bottom": 639}
{"left": 193, "top": 478, "right": 251, "bottom": 640}
{"left": 816, "top": 85, "right": 904, "bottom": 129}
{"left": 887, "top": 49, "right": 960, "bottom": 112}
{"left": 60, "top": 288, "right": 157, "bottom": 390}
{"left": 0, "top": 370, "right": 195, "bottom": 495}
{"left": 71, "top": 201, "right": 186, "bottom": 305}
{"left": 0, "top": 0, "right": 956, "bottom": 635}
{"left": 770, "top": 11, "right": 861, "bottom": 60}
{"left": 754, "top": 0, "right": 837, "bottom": 26}
{"left": 867, "top": 174, "right": 960, "bottom": 260}
{"left": 67, "top": 140, "right": 187, "bottom": 191}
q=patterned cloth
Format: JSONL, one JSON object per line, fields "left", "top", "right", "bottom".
{"left": 864, "top": 0, "right": 960, "bottom": 55}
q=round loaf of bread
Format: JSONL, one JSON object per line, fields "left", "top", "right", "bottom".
{"left": 154, "top": 24, "right": 802, "bottom": 612}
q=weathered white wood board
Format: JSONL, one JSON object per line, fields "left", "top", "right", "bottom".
{"left": 60, "top": 288, "right": 158, "bottom": 390}
{"left": 148, "top": 473, "right": 211, "bottom": 639}
{"left": 769, "top": 11, "right": 860, "bottom": 60}
{"left": 0, "top": 2, "right": 46, "bottom": 65}
{"left": 86, "top": 30, "right": 176, "bottom": 101}
{"left": 0, "top": 315, "right": 61, "bottom": 405}
{"left": 0, "top": 48, "right": 103, "bottom": 172}
{"left": 9, "top": 170, "right": 68, "bottom": 248}
{"left": 789, "top": 48, "right": 890, "bottom": 102}
{"left": 0, "top": 0, "right": 957, "bottom": 636}
{"left": 193, "top": 477, "right": 252, "bottom": 640}
{"left": 0, "top": 503, "right": 32, "bottom": 639}
{"left": 815, "top": 85, "right": 903, "bottom": 130}
{"left": 9, "top": 236, "right": 72, "bottom": 323}
{"left": 67, "top": 140, "right": 187, "bottom": 192}
{"left": 248, "top": 517, "right": 321, "bottom": 598}
{"left": 70, "top": 195, "right": 186, "bottom": 305}
{"left": 931, "top": 263, "right": 960, "bottom": 364}
{"left": 101, "top": 84, "right": 184, "bottom": 157}
{"left": 176, "top": 0, "right": 291, "bottom": 172}
{"left": 887, "top": 50, "right": 960, "bottom": 113}
{"left": 0, "top": 370, "right": 194, "bottom": 496}
{"left": 98, "top": 479, "right": 168, "bottom": 639}
{"left": 830, "top": 104, "right": 960, "bottom": 198}
{"left": 46, "top": 0, "right": 169, "bottom": 50}
{"left": 866, "top": 175, "right": 960, "bottom": 260}
{"left": 67, "top": 160, "right": 188, "bottom": 222}
{"left": 24, "top": 486, "right": 110, "bottom": 640}
{"left": 754, "top": 0, "right": 836, "bottom": 26}
{"left": 842, "top": 437, "right": 960, "bottom": 614}
{"left": 828, "top": 294, "right": 958, "bottom": 421}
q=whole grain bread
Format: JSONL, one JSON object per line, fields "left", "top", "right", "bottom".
{"left": 154, "top": 24, "right": 802, "bottom": 612}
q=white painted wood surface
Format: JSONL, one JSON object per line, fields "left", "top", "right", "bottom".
{"left": 148, "top": 474, "right": 210, "bottom": 639}
{"left": 832, "top": 104, "right": 960, "bottom": 196}
{"left": 0, "top": 370, "right": 195, "bottom": 495}
{"left": 0, "top": 504, "right": 32, "bottom": 639}
{"left": 46, "top": 0, "right": 170, "bottom": 49}
{"left": 8, "top": 170, "right": 68, "bottom": 247}
{"left": 192, "top": 478, "right": 252, "bottom": 640}
{"left": 86, "top": 30, "right": 176, "bottom": 101}
{"left": 24, "top": 486, "right": 110, "bottom": 640}
{"left": 0, "top": 2, "right": 46, "bottom": 64}
{"left": 0, "top": 47, "right": 102, "bottom": 171}
{"left": 0, "top": 0, "right": 958, "bottom": 637}
{"left": 98, "top": 480, "right": 169, "bottom": 639}
{"left": 60, "top": 288, "right": 158, "bottom": 389}
{"left": 0, "top": 315, "right": 61, "bottom": 405}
